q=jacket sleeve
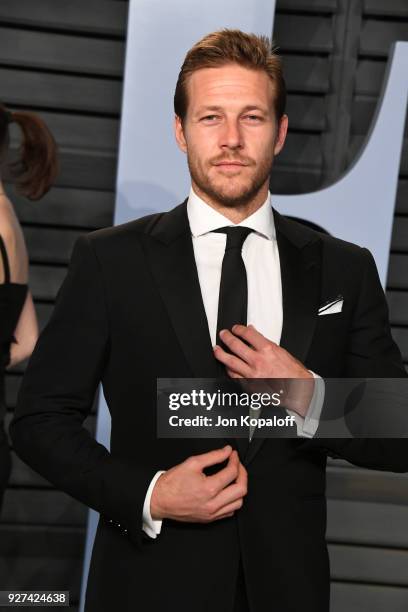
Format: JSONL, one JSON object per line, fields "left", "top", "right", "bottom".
{"left": 9, "top": 234, "right": 155, "bottom": 549}
{"left": 345, "top": 248, "right": 407, "bottom": 378}
{"left": 304, "top": 246, "right": 408, "bottom": 472}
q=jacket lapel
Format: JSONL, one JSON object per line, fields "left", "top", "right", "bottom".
{"left": 142, "top": 199, "right": 222, "bottom": 378}
{"left": 142, "top": 200, "right": 240, "bottom": 452}
{"left": 245, "top": 208, "right": 322, "bottom": 466}
{"left": 276, "top": 211, "right": 322, "bottom": 362}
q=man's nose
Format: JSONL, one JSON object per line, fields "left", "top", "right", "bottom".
{"left": 219, "top": 119, "right": 243, "bottom": 149}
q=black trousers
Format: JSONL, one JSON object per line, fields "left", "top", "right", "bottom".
{"left": 233, "top": 558, "right": 250, "bottom": 612}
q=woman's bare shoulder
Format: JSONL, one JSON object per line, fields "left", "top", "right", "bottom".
{"left": 0, "top": 196, "right": 29, "bottom": 282}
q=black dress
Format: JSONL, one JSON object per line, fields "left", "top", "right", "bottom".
{"left": 0, "top": 234, "right": 28, "bottom": 511}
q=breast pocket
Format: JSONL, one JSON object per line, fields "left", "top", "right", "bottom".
{"left": 309, "top": 311, "right": 349, "bottom": 369}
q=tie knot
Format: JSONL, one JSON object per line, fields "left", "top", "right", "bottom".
{"left": 213, "top": 226, "right": 253, "bottom": 250}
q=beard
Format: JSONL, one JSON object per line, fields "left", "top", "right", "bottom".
{"left": 187, "top": 150, "right": 273, "bottom": 208}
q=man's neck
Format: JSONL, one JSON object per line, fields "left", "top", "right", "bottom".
{"left": 191, "top": 182, "right": 269, "bottom": 224}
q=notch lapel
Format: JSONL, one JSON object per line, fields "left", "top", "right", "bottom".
{"left": 142, "top": 200, "right": 240, "bottom": 454}
{"left": 245, "top": 209, "right": 322, "bottom": 466}
{"left": 277, "top": 216, "right": 322, "bottom": 362}
{"left": 142, "top": 200, "right": 222, "bottom": 378}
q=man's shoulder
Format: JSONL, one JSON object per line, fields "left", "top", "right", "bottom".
{"left": 83, "top": 198, "right": 187, "bottom": 252}
{"left": 68, "top": 212, "right": 168, "bottom": 271}
{"left": 277, "top": 212, "right": 368, "bottom": 262}
{"left": 86, "top": 211, "right": 166, "bottom": 245}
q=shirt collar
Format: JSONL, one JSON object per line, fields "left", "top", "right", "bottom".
{"left": 187, "top": 186, "right": 275, "bottom": 240}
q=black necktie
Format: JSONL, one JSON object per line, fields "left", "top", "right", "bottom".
{"left": 214, "top": 226, "right": 254, "bottom": 454}
{"left": 214, "top": 226, "right": 254, "bottom": 350}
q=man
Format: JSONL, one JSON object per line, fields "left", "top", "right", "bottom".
{"left": 10, "top": 30, "right": 408, "bottom": 612}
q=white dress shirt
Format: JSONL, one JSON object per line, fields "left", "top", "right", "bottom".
{"left": 142, "top": 187, "right": 324, "bottom": 538}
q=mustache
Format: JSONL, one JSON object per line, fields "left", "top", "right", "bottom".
{"left": 211, "top": 156, "right": 253, "bottom": 165}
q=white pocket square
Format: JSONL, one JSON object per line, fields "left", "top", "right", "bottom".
{"left": 318, "top": 296, "right": 343, "bottom": 316}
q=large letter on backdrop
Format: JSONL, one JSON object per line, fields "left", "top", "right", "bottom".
{"left": 276, "top": 41, "right": 408, "bottom": 287}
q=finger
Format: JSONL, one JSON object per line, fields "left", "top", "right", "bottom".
{"left": 218, "top": 329, "right": 256, "bottom": 364}
{"left": 231, "top": 324, "right": 274, "bottom": 352}
{"left": 213, "top": 512, "right": 234, "bottom": 520}
{"left": 235, "top": 461, "right": 248, "bottom": 488}
{"left": 210, "top": 493, "right": 245, "bottom": 518}
{"left": 205, "top": 450, "right": 240, "bottom": 493}
{"left": 213, "top": 345, "right": 253, "bottom": 377}
{"left": 226, "top": 367, "right": 243, "bottom": 379}
{"left": 209, "top": 482, "right": 246, "bottom": 512}
{"left": 208, "top": 460, "right": 248, "bottom": 510}
{"left": 191, "top": 445, "right": 233, "bottom": 470}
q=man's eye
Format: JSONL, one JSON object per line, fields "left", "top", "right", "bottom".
{"left": 245, "top": 115, "right": 262, "bottom": 121}
{"left": 201, "top": 115, "right": 219, "bottom": 121}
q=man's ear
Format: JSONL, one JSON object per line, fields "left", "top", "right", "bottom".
{"left": 273, "top": 114, "right": 288, "bottom": 156}
{"left": 174, "top": 115, "right": 187, "bottom": 153}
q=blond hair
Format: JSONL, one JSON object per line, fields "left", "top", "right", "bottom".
{"left": 174, "top": 29, "right": 286, "bottom": 121}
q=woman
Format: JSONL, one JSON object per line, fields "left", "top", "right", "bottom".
{"left": 0, "top": 104, "right": 58, "bottom": 511}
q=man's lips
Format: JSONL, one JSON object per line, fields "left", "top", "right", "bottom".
{"left": 214, "top": 161, "right": 247, "bottom": 166}
{"left": 213, "top": 161, "right": 249, "bottom": 169}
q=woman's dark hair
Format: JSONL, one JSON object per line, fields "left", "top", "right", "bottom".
{"left": 0, "top": 104, "right": 58, "bottom": 201}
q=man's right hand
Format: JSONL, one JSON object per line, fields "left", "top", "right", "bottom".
{"left": 150, "top": 445, "right": 247, "bottom": 523}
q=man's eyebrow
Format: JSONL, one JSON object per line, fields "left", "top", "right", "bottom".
{"left": 195, "top": 105, "right": 224, "bottom": 114}
{"left": 240, "top": 105, "right": 268, "bottom": 113}
{"left": 195, "top": 105, "right": 268, "bottom": 114}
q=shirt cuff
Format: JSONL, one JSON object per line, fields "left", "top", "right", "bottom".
{"left": 142, "top": 470, "right": 166, "bottom": 539}
{"left": 286, "top": 371, "right": 325, "bottom": 438}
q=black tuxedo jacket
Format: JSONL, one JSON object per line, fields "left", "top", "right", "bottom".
{"left": 10, "top": 201, "right": 408, "bottom": 612}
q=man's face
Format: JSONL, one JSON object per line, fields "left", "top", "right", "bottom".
{"left": 175, "top": 63, "right": 288, "bottom": 209}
